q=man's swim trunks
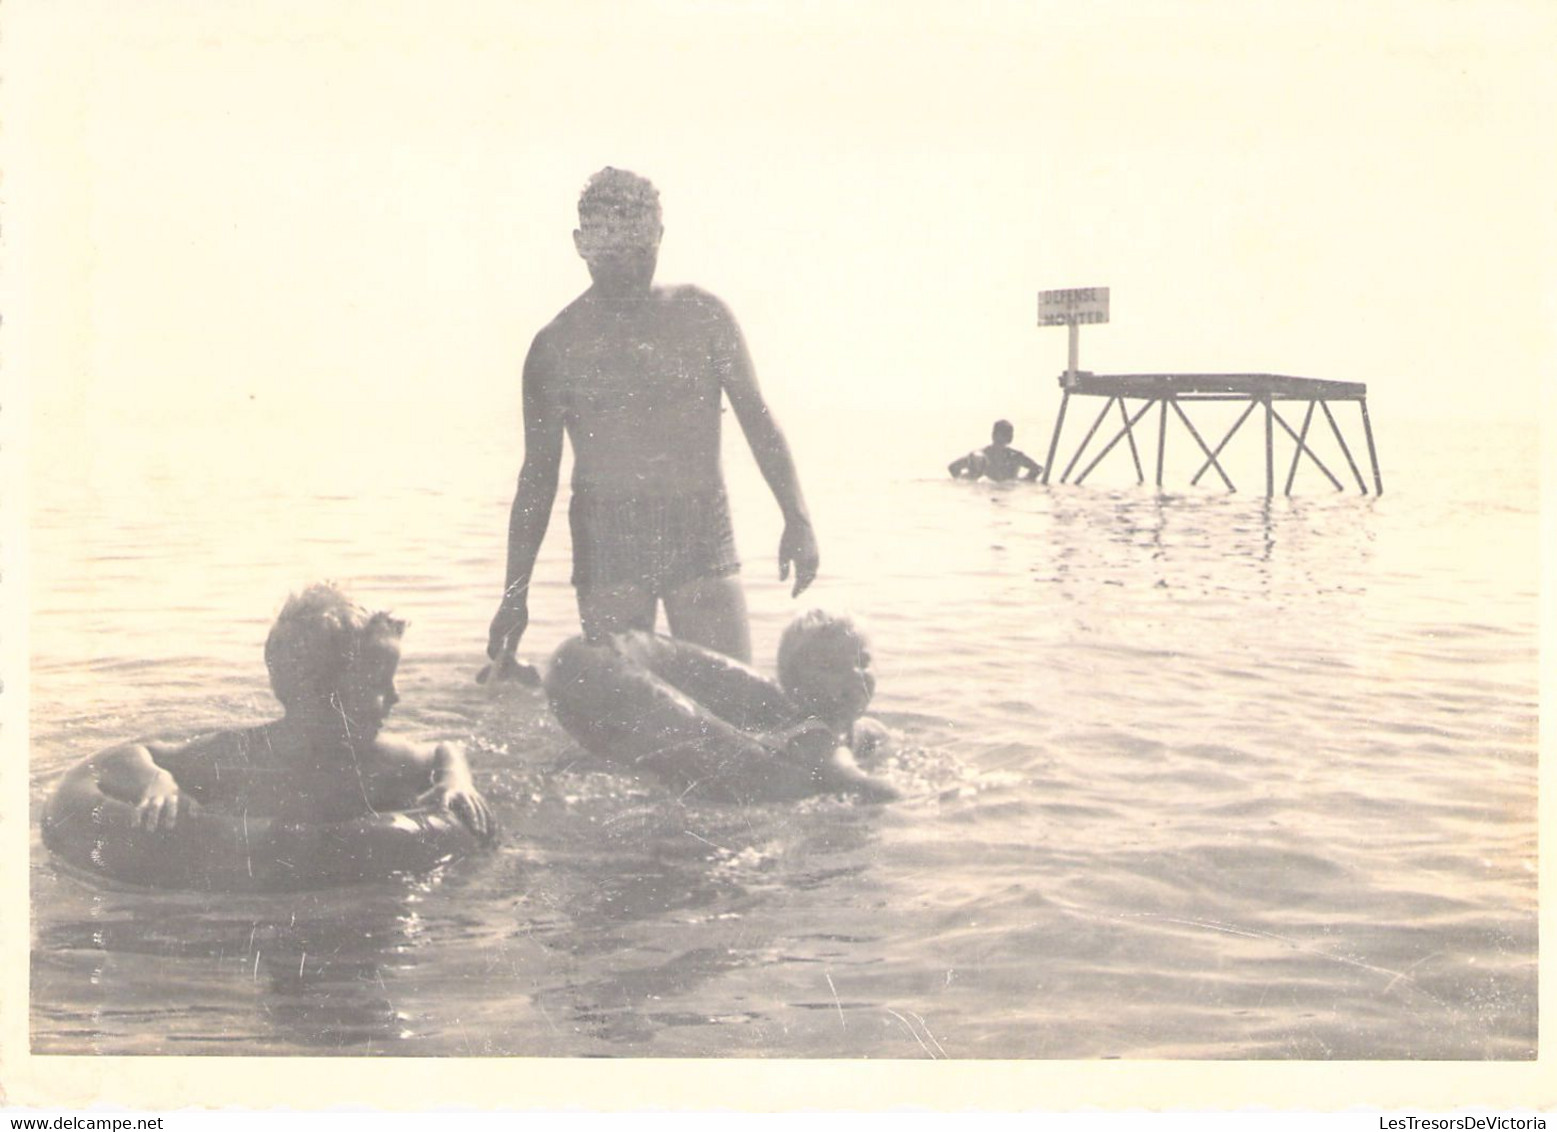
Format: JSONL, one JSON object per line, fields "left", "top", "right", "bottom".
{"left": 569, "top": 486, "right": 741, "bottom": 595}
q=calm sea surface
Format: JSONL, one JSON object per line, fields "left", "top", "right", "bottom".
{"left": 27, "top": 404, "right": 1539, "bottom": 1058}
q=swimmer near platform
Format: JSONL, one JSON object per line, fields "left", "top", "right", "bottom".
{"left": 1035, "top": 288, "right": 1383, "bottom": 496}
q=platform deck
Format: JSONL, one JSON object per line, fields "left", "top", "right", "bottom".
{"left": 1042, "top": 370, "right": 1381, "bottom": 495}
{"left": 1064, "top": 372, "right": 1368, "bottom": 401}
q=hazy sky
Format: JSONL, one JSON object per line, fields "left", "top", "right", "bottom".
{"left": 9, "top": 0, "right": 1555, "bottom": 438}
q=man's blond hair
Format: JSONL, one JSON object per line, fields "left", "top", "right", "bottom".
{"left": 578, "top": 167, "right": 662, "bottom": 224}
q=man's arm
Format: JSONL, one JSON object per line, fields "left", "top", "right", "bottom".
{"left": 948, "top": 455, "right": 973, "bottom": 478}
{"left": 1016, "top": 449, "right": 1044, "bottom": 481}
{"left": 713, "top": 302, "right": 819, "bottom": 597}
{"left": 488, "top": 336, "right": 566, "bottom": 662}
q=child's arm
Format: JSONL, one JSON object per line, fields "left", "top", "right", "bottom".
{"left": 427, "top": 742, "right": 494, "bottom": 838}
{"left": 90, "top": 741, "right": 187, "bottom": 831}
{"left": 850, "top": 716, "right": 893, "bottom": 761}
{"left": 89, "top": 728, "right": 267, "bottom": 828}
{"left": 374, "top": 739, "right": 494, "bottom": 839}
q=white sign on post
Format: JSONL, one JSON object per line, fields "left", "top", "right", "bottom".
{"left": 1038, "top": 286, "right": 1110, "bottom": 326}
{"left": 1039, "top": 285, "right": 1111, "bottom": 379}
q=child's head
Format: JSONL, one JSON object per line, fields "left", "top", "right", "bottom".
{"left": 992, "top": 419, "right": 1015, "bottom": 445}
{"left": 264, "top": 583, "right": 406, "bottom": 738}
{"left": 776, "top": 610, "right": 875, "bottom": 726}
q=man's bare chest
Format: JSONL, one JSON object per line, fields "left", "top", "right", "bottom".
{"left": 554, "top": 332, "right": 720, "bottom": 411}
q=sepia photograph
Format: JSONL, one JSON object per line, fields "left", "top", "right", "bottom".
{"left": 2, "top": 0, "right": 1552, "bottom": 1112}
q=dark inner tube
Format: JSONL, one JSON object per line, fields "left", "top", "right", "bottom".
{"left": 41, "top": 761, "right": 483, "bottom": 892}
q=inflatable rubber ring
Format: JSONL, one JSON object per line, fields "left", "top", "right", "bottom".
{"left": 41, "top": 760, "right": 485, "bottom": 892}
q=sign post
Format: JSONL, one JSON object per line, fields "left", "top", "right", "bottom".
{"left": 1038, "top": 286, "right": 1110, "bottom": 380}
{"left": 1038, "top": 286, "right": 1109, "bottom": 484}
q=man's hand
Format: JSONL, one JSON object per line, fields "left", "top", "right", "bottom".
{"left": 778, "top": 517, "right": 819, "bottom": 597}
{"left": 487, "top": 591, "right": 529, "bottom": 663}
{"left": 477, "top": 653, "right": 542, "bottom": 687}
{"left": 482, "top": 593, "right": 541, "bottom": 685}
{"left": 134, "top": 768, "right": 184, "bottom": 832}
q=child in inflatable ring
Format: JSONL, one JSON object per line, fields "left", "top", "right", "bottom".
{"left": 545, "top": 610, "right": 899, "bottom": 804}
{"left": 77, "top": 583, "right": 495, "bottom": 838}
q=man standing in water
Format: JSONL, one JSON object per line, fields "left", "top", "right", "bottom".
{"left": 487, "top": 168, "right": 819, "bottom": 669}
{"left": 948, "top": 419, "right": 1044, "bottom": 482}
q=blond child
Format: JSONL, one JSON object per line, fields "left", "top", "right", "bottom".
{"left": 545, "top": 610, "right": 897, "bottom": 804}
{"left": 86, "top": 583, "right": 494, "bottom": 837}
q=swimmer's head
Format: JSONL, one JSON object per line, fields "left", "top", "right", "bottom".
{"left": 265, "top": 583, "right": 406, "bottom": 738}
{"left": 574, "top": 167, "right": 663, "bottom": 292}
{"left": 992, "top": 419, "right": 1014, "bottom": 445}
{"left": 777, "top": 610, "right": 876, "bottom": 727}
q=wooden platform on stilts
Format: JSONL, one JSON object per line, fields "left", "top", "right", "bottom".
{"left": 1041, "top": 371, "right": 1383, "bottom": 496}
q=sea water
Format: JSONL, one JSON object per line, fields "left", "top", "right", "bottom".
{"left": 26, "top": 405, "right": 1538, "bottom": 1058}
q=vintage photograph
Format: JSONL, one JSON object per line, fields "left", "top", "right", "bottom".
{"left": 4, "top": 0, "right": 1551, "bottom": 1109}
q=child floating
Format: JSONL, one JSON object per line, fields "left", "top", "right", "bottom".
{"left": 42, "top": 583, "right": 495, "bottom": 891}
{"left": 545, "top": 610, "right": 898, "bottom": 804}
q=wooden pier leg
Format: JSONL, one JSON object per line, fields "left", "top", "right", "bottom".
{"left": 1171, "top": 400, "right": 1236, "bottom": 491}
{"left": 1320, "top": 400, "right": 1367, "bottom": 494}
{"left": 1156, "top": 397, "right": 1168, "bottom": 488}
{"left": 1119, "top": 398, "right": 1147, "bottom": 485}
{"left": 1264, "top": 396, "right": 1274, "bottom": 498}
{"left": 1360, "top": 398, "right": 1383, "bottom": 494}
{"left": 1075, "top": 399, "right": 1158, "bottom": 486}
{"left": 1271, "top": 405, "right": 1343, "bottom": 491}
{"left": 1061, "top": 396, "right": 1117, "bottom": 484}
{"left": 1042, "top": 390, "right": 1070, "bottom": 486}
{"left": 1191, "top": 399, "right": 1257, "bottom": 488}
{"left": 1284, "top": 401, "right": 1316, "bottom": 496}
